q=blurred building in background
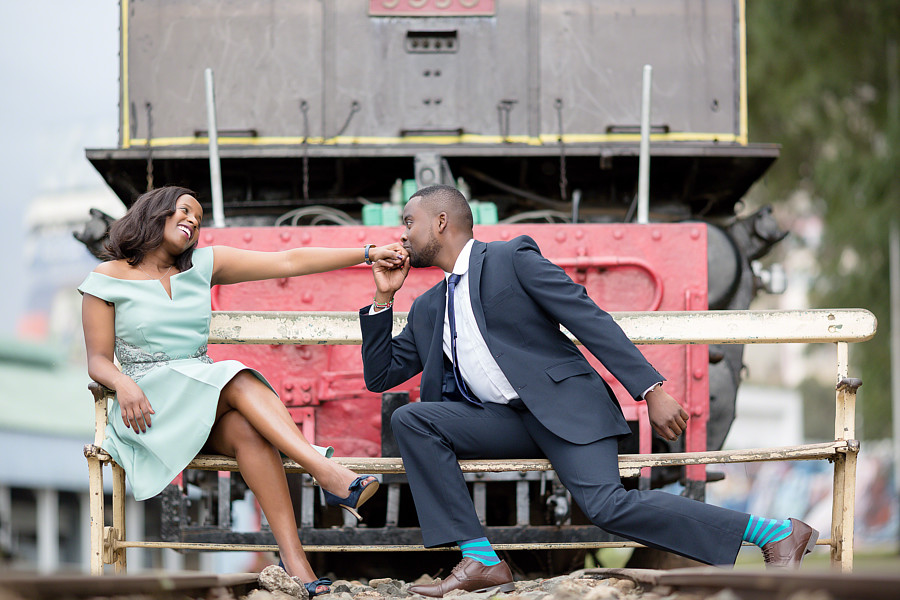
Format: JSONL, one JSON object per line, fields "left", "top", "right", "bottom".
{"left": 1, "top": 188, "right": 266, "bottom": 574}
{"left": 1, "top": 189, "right": 120, "bottom": 573}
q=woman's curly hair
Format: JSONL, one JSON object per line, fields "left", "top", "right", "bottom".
{"left": 103, "top": 186, "right": 199, "bottom": 271}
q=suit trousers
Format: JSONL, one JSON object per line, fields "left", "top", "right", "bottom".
{"left": 390, "top": 399, "right": 750, "bottom": 566}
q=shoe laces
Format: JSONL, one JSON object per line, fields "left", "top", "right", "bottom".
{"left": 451, "top": 559, "right": 471, "bottom": 576}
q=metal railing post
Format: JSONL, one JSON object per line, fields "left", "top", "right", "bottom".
{"left": 205, "top": 68, "right": 226, "bottom": 228}
{"left": 636, "top": 64, "right": 652, "bottom": 224}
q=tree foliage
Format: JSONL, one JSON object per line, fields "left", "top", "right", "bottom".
{"left": 746, "top": 1, "right": 900, "bottom": 439}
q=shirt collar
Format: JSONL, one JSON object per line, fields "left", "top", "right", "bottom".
{"left": 444, "top": 239, "right": 475, "bottom": 281}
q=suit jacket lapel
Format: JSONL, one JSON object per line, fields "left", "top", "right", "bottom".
{"left": 419, "top": 279, "right": 449, "bottom": 402}
{"left": 429, "top": 278, "right": 448, "bottom": 363}
{"left": 468, "top": 241, "right": 488, "bottom": 339}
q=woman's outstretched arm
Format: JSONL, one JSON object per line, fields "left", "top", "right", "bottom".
{"left": 210, "top": 243, "right": 405, "bottom": 285}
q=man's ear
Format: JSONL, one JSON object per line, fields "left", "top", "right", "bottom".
{"left": 436, "top": 211, "right": 448, "bottom": 233}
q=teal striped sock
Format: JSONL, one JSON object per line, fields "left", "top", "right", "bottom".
{"left": 459, "top": 537, "right": 500, "bottom": 566}
{"left": 743, "top": 516, "right": 793, "bottom": 547}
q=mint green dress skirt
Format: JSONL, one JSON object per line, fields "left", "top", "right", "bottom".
{"left": 79, "top": 246, "right": 331, "bottom": 501}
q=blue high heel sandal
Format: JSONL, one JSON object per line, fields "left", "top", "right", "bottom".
{"left": 276, "top": 560, "right": 332, "bottom": 597}
{"left": 300, "top": 577, "right": 332, "bottom": 598}
{"left": 323, "top": 475, "right": 380, "bottom": 520}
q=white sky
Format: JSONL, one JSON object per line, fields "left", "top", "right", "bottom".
{"left": 0, "top": 0, "right": 119, "bottom": 334}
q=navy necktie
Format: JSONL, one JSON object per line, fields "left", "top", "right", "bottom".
{"left": 447, "top": 273, "right": 480, "bottom": 405}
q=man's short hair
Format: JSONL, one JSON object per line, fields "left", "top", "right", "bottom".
{"left": 411, "top": 185, "right": 474, "bottom": 231}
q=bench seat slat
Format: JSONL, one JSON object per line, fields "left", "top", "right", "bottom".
{"left": 114, "top": 539, "right": 832, "bottom": 553}
{"left": 84, "top": 440, "right": 849, "bottom": 481}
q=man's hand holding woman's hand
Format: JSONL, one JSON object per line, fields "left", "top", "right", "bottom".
{"left": 371, "top": 243, "right": 410, "bottom": 307}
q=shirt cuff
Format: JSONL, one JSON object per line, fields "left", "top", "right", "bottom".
{"left": 367, "top": 304, "right": 390, "bottom": 316}
{"left": 640, "top": 382, "right": 663, "bottom": 400}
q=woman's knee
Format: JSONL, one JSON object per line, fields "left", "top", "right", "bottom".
{"left": 222, "top": 370, "right": 272, "bottom": 404}
{"left": 218, "top": 411, "right": 275, "bottom": 453}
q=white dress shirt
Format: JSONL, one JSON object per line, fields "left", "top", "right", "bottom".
{"left": 442, "top": 239, "right": 519, "bottom": 404}
{"left": 372, "top": 238, "right": 659, "bottom": 401}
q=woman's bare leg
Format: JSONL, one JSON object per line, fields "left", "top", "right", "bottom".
{"left": 218, "top": 371, "right": 371, "bottom": 503}
{"left": 205, "top": 408, "right": 326, "bottom": 590}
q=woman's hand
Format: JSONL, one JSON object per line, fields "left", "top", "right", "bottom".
{"left": 369, "top": 243, "right": 406, "bottom": 268}
{"left": 115, "top": 375, "right": 155, "bottom": 434}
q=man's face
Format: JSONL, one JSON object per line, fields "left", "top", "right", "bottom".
{"left": 401, "top": 197, "right": 441, "bottom": 268}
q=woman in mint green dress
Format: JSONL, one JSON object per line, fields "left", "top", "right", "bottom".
{"left": 80, "top": 186, "right": 404, "bottom": 594}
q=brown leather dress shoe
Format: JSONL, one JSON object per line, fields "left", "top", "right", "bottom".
{"left": 408, "top": 558, "right": 515, "bottom": 598}
{"left": 761, "top": 518, "right": 819, "bottom": 568}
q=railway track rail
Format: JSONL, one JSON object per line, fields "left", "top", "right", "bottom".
{"left": 2, "top": 568, "right": 898, "bottom": 600}
{"left": 586, "top": 567, "right": 900, "bottom": 600}
{"left": 0, "top": 572, "right": 259, "bottom": 600}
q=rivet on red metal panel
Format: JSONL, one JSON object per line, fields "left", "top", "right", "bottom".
{"left": 613, "top": 229, "right": 623, "bottom": 240}
{"left": 690, "top": 228, "right": 701, "bottom": 240}
{"left": 693, "top": 368, "right": 704, "bottom": 380}
{"left": 301, "top": 292, "right": 313, "bottom": 303}
{"left": 280, "top": 231, "right": 292, "bottom": 242}
{"left": 651, "top": 230, "right": 662, "bottom": 241}
{"left": 277, "top": 277, "right": 289, "bottom": 288}
{"left": 203, "top": 233, "right": 214, "bottom": 244}
{"left": 574, "top": 229, "right": 584, "bottom": 240}
{"left": 555, "top": 231, "right": 567, "bottom": 243}
{"left": 357, "top": 231, "right": 366, "bottom": 242}
{"left": 500, "top": 230, "right": 510, "bottom": 240}
{"left": 301, "top": 232, "right": 311, "bottom": 244}
{"left": 242, "top": 233, "right": 253, "bottom": 243}
{"left": 576, "top": 246, "right": 586, "bottom": 257}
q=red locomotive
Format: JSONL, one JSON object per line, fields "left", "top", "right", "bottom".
{"left": 79, "top": 0, "right": 787, "bottom": 568}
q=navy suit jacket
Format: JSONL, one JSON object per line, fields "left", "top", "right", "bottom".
{"left": 359, "top": 236, "right": 664, "bottom": 444}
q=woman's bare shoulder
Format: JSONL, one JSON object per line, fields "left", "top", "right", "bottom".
{"left": 93, "top": 259, "right": 133, "bottom": 278}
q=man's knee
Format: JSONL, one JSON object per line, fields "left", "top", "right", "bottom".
{"left": 390, "top": 402, "right": 435, "bottom": 439}
{"left": 580, "top": 483, "right": 630, "bottom": 528}
{"left": 390, "top": 402, "right": 416, "bottom": 432}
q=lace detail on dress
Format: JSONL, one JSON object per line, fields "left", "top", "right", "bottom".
{"left": 116, "top": 337, "right": 212, "bottom": 380}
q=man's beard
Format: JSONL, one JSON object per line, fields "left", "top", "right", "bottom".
{"left": 409, "top": 234, "right": 440, "bottom": 268}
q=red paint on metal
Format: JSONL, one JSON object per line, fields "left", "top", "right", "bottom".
{"left": 200, "top": 223, "right": 708, "bottom": 479}
{"left": 368, "top": 0, "right": 495, "bottom": 17}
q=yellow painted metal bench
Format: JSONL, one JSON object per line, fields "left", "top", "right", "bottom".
{"left": 84, "top": 308, "right": 876, "bottom": 574}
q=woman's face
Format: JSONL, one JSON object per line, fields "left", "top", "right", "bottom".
{"left": 163, "top": 194, "right": 203, "bottom": 252}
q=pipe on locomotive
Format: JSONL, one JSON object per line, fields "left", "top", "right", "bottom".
{"left": 204, "top": 68, "right": 225, "bottom": 228}
{"left": 637, "top": 64, "right": 653, "bottom": 225}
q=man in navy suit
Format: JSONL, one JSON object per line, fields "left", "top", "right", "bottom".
{"left": 360, "top": 185, "right": 817, "bottom": 597}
